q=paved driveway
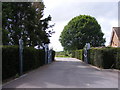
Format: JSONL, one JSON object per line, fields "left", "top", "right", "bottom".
{"left": 3, "top": 57, "right": 118, "bottom": 88}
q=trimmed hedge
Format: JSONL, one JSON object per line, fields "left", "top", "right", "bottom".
{"left": 72, "top": 50, "right": 83, "bottom": 60}
{"left": 52, "top": 50, "right": 55, "bottom": 61}
{"left": 2, "top": 46, "right": 55, "bottom": 80}
{"left": 55, "top": 51, "right": 71, "bottom": 57}
{"left": 2, "top": 46, "right": 19, "bottom": 80}
{"left": 88, "top": 47, "right": 120, "bottom": 69}
{"left": 72, "top": 47, "right": 120, "bottom": 70}
{"left": 23, "top": 47, "right": 45, "bottom": 72}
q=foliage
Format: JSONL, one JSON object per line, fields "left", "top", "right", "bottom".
{"left": 72, "top": 47, "right": 120, "bottom": 69}
{"left": 2, "top": 2, "right": 54, "bottom": 47}
{"left": 72, "top": 50, "right": 83, "bottom": 60}
{"left": 23, "top": 47, "right": 45, "bottom": 72}
{"left": 52, "top": 50, "right": 55, "bottom": 61}
{"left": 55, "top": 51, "right": 71, "bottom": 57}
{"left": 2, "top": 46, "right": 19, "bottom": 80}
{"left": 59, "top": 15, "right": 105, "bottom": 51}
{"left": 2, "top": 46, "right": 55, "bottom": 80}
{"left": 88, "top": 47, "right": 120, "bottom": 69}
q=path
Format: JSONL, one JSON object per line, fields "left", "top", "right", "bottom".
{"left": 3, "top": 57, "right": 118, "bottom": 88}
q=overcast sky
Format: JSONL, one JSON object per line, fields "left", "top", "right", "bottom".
{"left": 43, "top": 0, "right": 119, "bottom": 51}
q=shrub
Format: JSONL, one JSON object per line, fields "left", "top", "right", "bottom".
{"left": 55, "top": 51, "right": 71, "bottom": 57}
{"left": 72, "top": 47, "right": 120, "bottom": 70}
{"left": 71, "top": 50, "right": 75, "bottom": 58}
{"left": 23, "top": 47, "right": 45, "bottom": 72}
{"left": 52, "top": 50, "right": 55, "bottom": 61}
{"left": 72, "top": 50, "right": 83, "bottom": 60}
{"left": 88, "top": 47, "right": 120, "bottom": 69}
{"left": 2, "top": 46, "right": 19, "bottom": 80}
{"left": 2, "top": 46, "right": 55, "bottom": 80}
{"left": 112, "top": 48, "right": 120, "bottom": 69}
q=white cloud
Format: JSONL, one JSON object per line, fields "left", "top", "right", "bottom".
{"left": 43, "top": 0, "right": 119, "bottom": 51}
{"left": 96, "top": 17, "right": 118, "bottom": 46}
{"left": 49, "top": 21, "right": 67, "bottom": 51}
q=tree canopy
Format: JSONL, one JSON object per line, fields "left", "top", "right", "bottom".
{"left": 2, "top": 2, "right": 54, "bottom": 48}
{"left": 59, "top": 15, "right": 105, "bottom": 51}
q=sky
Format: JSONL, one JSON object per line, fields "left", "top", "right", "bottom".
{"left": 43, "top": 0, "right": 119, "bottom": 51}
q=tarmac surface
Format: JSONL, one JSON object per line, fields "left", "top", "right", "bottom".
{"left": 2, "top": 57, "right": 119, "bottom": 88}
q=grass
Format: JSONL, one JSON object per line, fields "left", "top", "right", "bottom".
{"left": 55, "top": 55, "right": 71, "bottom": 58}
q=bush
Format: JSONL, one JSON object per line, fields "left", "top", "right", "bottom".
{"left": 55, "top": 51, "right": 71, "bottom": 57}
{"left": 116, "top": 48, "right": 120, "bottom": 69}
{"left": 52, "top": 50, "right": 55, "bottom": 61}
{"left": 88, "top": 47, "right": 120, "bottom": 69}
{"left": 72, "top": 47, "right": 120, "bottom": 70}
{"left": 72, "top": 50, "right": 83, "bottom": 60}
{"left": 2, "top": 46, "right": 55, "bottom": 80}
{"left": 71, "top": 50, "right": 75, "bottom": 58}
{"left": 2, "top": 46, "right": 19, "bottom": 80}
{"left": 23, "top": 47, "right": 45, "bottom": 72}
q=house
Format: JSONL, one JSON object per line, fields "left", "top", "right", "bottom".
{"left": 110, "top": 27, "right": 120, "bottom": 47}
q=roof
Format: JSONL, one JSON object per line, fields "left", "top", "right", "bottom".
{"left": 110, "top": 27, "right": 120, "bottom": 46}
{"left": 113, "top": 27, "right": 120, "bottom": 40}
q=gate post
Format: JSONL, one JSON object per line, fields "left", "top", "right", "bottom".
{"left": 84, "top": 43, "right": 90, "bottom": 63}
{"left": 48, "top": 49, "right": 52, "bottom": 64}
{"left": 45, "top": 44, "right": 49, "bottom": 64}
{"left": 19, "top": 38, "right": 23, "bottom": 76}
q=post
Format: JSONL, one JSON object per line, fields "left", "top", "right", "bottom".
{"left": 48, "top": 49, "right": 52, "bottom": 64}
{"left": 45, "top": 44, "right": 48, "bottom": 64}
{"left": 84, "top": 43, "right": 90, "bottom": 63}
{"left": 19, "top": 38, "right": 23, "bottom": 75}
{"left": 84, "top": 48, "right": 88, "bottom": 63}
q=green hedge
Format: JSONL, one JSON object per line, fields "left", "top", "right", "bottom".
{"left": 2, "top": 46, "right": 19, "bottom": 80}
{"left": 2, "top": 46, "right": 55, "bottom": 80}
{"left": 52, "top": 50, "right": 55, "bottom": 61}
{"left": 88, "top": 47, "right": 120, "bottom": 69}
{"left": 23, "top": 47, "right": 45, "bottom": 72}
{"left": 55, "top": 51, "right": 71, "bottom": 57}
{"left": 72, "top": 47, "right": 120, "bottom": 70}
{"left": 72, "top": 50, "right": 83, "bottom": 60}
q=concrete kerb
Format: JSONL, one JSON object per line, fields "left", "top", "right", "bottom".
{"left": 2, "top": 62, "right": 54, "bottom": 87}
{"left": 2, "top": 74, "right": 28, "bottom": 87}
{"left": 76, "top": 58, "right": 119, "bottom": 73}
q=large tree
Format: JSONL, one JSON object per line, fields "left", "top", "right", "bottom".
{"left": 59, "top": 15, "right": 105, "bottom": 51}
{"left": 2, "top": 2, "right": 54, "bottom": 48}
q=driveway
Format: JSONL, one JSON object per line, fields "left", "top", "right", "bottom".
{"left": 2, "top": 57, "right": 118, "bottom": 88}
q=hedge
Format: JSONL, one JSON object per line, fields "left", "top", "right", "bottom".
{"left": 2, "top": 46, "right": 19, "bottom": 80}
{"left": 88, "top": 47, "right": 120, "bottom": 69}
{"left": 2, "top": 46, "right": 55, "bottom": 80}
{"left": 55, "top": 51, "right": 71, "bottom": 57}
{"left": 23, "top": 47, "right": 45, "bottom": 72}
{"left": 72, "top": 50, "right": 83, "bottom": 60}
{"left": 72, "top": 47, "right": 120, "bottom": 70}
{"left": 52, "top": 50, "right": 55, "bottom": 61}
